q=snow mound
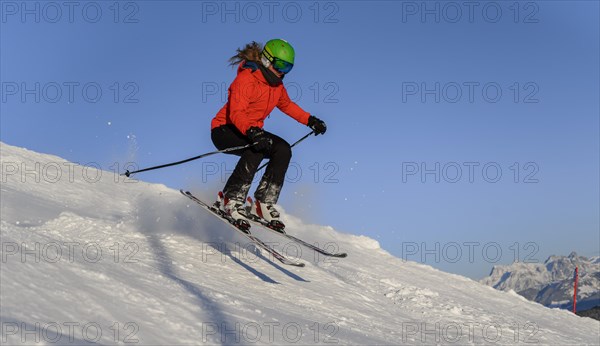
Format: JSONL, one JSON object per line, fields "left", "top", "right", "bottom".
{"left": 1, "top": 142, "right": 598, "bottom": 345}
{"left": 346, "top": 234, "right": 381, "bottom": 250}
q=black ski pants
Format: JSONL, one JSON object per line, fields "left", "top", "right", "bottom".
{"left": 211, "top": 124, "right": 292, "bottom": 204}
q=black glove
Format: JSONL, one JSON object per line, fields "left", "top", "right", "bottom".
{"left": 308, "top": 115, "right": 327, "bottom": 135}
{"left": 247, "top": 127, "right": 272, "bottom": 151}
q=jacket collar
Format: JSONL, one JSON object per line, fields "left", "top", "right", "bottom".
{"left": 238, "top": 60, "right": 283, "bottom": 87}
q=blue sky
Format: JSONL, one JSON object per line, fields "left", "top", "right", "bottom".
{"left": 1, "top": 1, "right": 598, "bottom": 279}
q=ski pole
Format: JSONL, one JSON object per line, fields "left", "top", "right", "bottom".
{"left": 122, "top": 143, "right": 252, "bottom": 177}
{"left": 256, "top": 130, "right": 314, "bottom": 173}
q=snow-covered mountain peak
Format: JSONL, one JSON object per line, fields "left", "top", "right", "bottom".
{"left": 482, "top": 252, "right": 600, "bottom": 312}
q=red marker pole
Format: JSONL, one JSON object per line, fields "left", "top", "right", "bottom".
{"left": 573, "top": 266, "right": 578, "bottom": 314}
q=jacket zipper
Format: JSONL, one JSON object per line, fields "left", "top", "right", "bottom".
{"left": 266, "top": 86, "right": 272, "bottom": 119}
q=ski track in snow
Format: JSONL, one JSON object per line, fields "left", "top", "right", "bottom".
{"left": 1, "top": 142, "right": 599, "bottom": 345}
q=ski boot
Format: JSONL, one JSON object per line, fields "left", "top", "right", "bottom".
{"left": 247, "top": 197, "right": 286, "bottom": 233}
{"left": 216, "top": 191, "right": 250, "bottom": 232}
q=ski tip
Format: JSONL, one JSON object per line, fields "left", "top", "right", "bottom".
{"left": 335, "top": 253, "right": 348, "bottom": 258}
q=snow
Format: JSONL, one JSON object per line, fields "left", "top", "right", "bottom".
{"left": 481, "top": 252, "right": 600, "bottom": 311}
{"left": 1, "top": 142, "right": 599, "bottom": 345}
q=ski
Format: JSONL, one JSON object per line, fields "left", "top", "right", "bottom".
{"left": 180, "top": 190, "right": 305, "bottom": 267}
{"left": 244, "top": 198, "right": 348, "bottom": 258}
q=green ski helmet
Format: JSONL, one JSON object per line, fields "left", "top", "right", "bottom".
{"left": 261, "top": 39, "right": 295, "bottom": 74}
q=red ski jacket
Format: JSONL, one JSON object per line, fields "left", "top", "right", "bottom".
{"left": 211, "top": 61, "right": 310, "bottom": 135}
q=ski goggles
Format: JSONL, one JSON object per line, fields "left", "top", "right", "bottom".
{"left": 263, "top": 50, "right": 294, "bottom": 74}
{"left": 271, "top": 57, "right": 294, "bottom": 74}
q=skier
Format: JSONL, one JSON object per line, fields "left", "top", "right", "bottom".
{"left": 210, "top": 39, "right": 327, "bottom": 230}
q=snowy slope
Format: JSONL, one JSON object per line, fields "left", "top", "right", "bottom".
{"left": 1, "top": 142, "right": 599, "bottom": 345}
{"left": 481, "top": 253, "right": 600, "bottom": 311}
